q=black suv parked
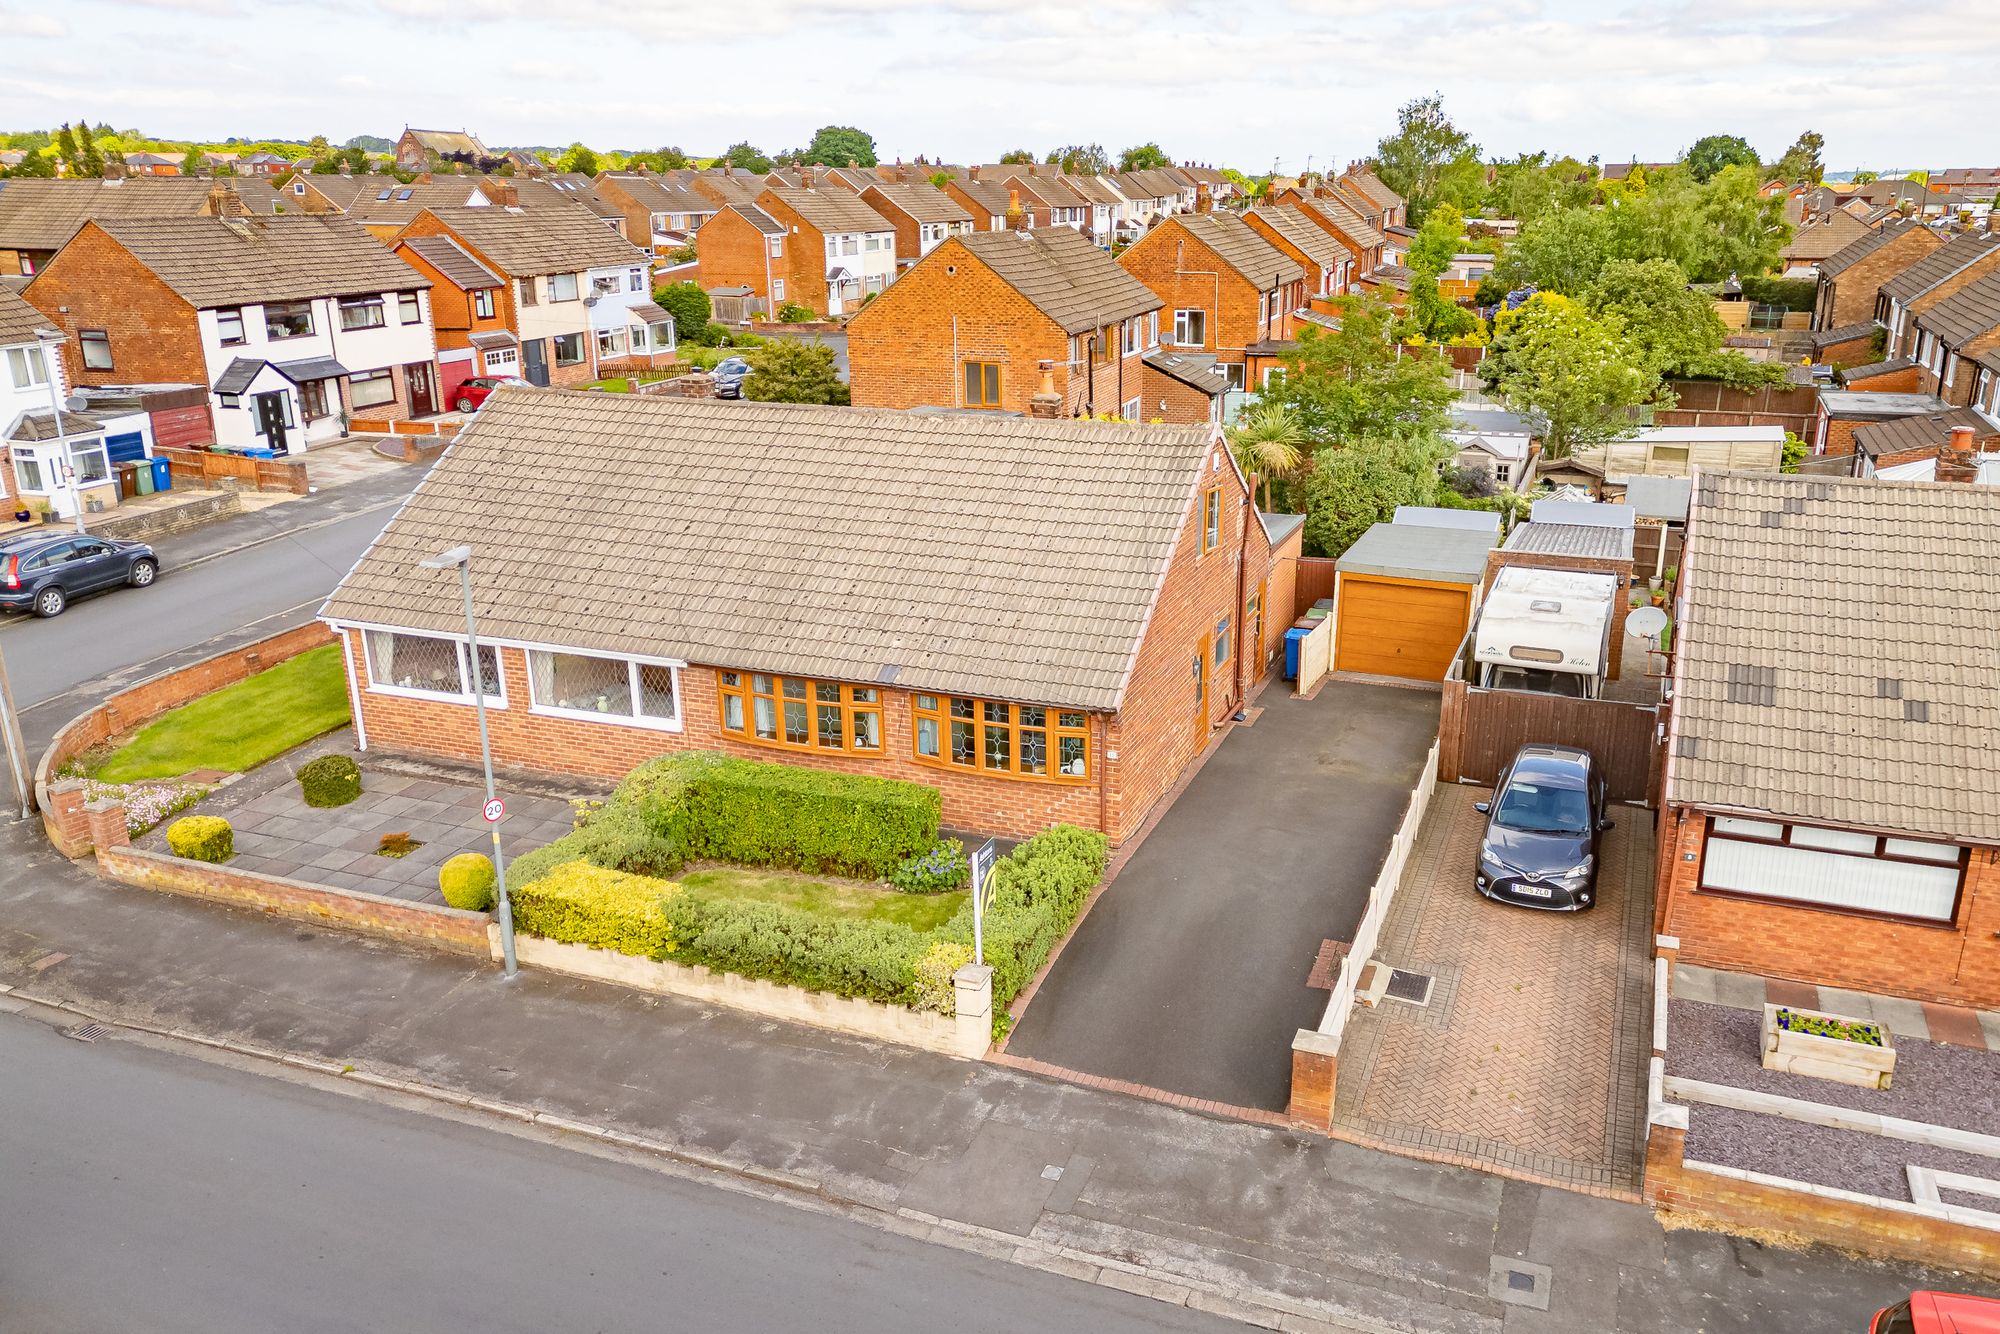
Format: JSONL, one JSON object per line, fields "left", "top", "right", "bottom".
{"left": 0, "top": 531, "right": 160, "bottom": 617}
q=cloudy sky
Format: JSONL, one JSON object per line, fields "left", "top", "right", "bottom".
{"left": 2, "top": 0, "right": 1991, "bottom": 171}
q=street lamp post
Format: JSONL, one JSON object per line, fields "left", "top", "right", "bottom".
{"left": 34, "top": 329, "right": 86, "bottom": 533}
{"left": 420, "top": 543, "right": 516, "bottom": 977}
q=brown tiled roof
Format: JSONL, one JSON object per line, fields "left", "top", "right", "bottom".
{"left": 405, "top": 129, "right": 491, "bottom": 159}
{"left": 598, "top": 173, "right": 712, "bottom": 217}
{"left": 950, "top": 227, "right": 1161, "bottom": 334}
{"left": 1808, "top": 321, "right": 1878, "bottom": 350}
{"left": 1782, "top": 208, "right": 1872, "bottom": 262}
{"left": 541, "top": 174, "right": 625, "bottom": 220}
{"left": 1879, "top": 232, "right": 2000, "bottom": 303}
{"left": 690, "top": 174, "right": 764, "bottom": 207}
{"left": 861, "top": 183, "right": 972, "bottom": 226}
{"left": 0, "top": 284, "right": 51, "bottom": 345}
{"left": 1244, "top": 206, "right": 1347, "bottom": 270}
{"left": 1297, "top": 192, "right": 1384, "bottom": 251}
{"left": 1671, "top": 470, "right": 2000, "bottom": 841}
{"left": 1819, "top": 220, "right": 1929, "bottom": 279}
{"left": 1363, "top": 263, "right": 1414, "bottom": 290}
{"left": 1851, "top": 407, "right": 1995, "bottom": 458}
{"left": 1911, "top": 270, "right": 2000, "bottom": 347}
{"left": 1172, "top": 212, "right": 1303, "bottom": 287}
{"left": 320, "top": 392, "right": 1216, "bottom": 711}
{"left": 1062, "top": 174, "right": 1124, "bottom": 208}
{"left": 82, "top": 216, "right": 428, "bottom": 308}
{"left": 716, "top": 203, "right": 785, "bottom": 237}
{"left": 949, "top": 178, "right": 1015, "bottom": 218}
{"left": 1839, "top": 357, "right": 1916, "bottom": 383}
{"left": 992, "top": 172, "right": 1088, "bottom": 211}
{"left": 1339, "top": 167, "right": 1404, "bottom": 212}
{"left": 346, "top": 181, "right": 488, "bottom": 226}
{"left": 405, "top": 205, "right": 647, "bottom": 277}
{"left": 288, "top": 174, "right": 403, "bottom": 211}
{"left": 0, "top": 177, "right": 246, "bottom": 250}
{"left": 764, "top": 188, "right": 893, "bottom": 236}
{"left": 399, "top": 234, "right": 501, "bottom": 290}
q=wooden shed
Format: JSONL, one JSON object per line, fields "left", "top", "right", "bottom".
{"left": 1331, "top": 510, "right": 1499, "bottom": 681}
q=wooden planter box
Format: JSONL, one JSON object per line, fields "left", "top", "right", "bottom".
{"left": 1761, "top": 1003, "right": 1896, "bottom": 1090}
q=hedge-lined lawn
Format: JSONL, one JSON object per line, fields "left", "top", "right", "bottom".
{"left": 94, "top": 645, "right": 351, "bottom": 783}
{"left": 678, "top": 865, "right": 966, "bottom": 932}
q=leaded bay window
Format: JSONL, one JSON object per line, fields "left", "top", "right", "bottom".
{"left": 364, "top": 629, "right": 501, "bottom": 702}
{"left": 716, "top": 671, "right": 881, "bottom": 753}
{"left": 528, "top": 649, "right": 680, "bottom": 726}
{"left": 913, "top": 695, "right": 1088, "bottom": 781}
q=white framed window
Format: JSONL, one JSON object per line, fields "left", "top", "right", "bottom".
{"left": 483, "top": 347, "right": 518, "bottom": 373}
{"left": 398, "top": 292, "right": 422, "bottom": 323}
{"left": 6, "top": 345, "right": 48, "bottom": 390}
{"left": 217, "top": 392, "right": 241, "bottom": 409}
{"left": 596, "top": 327, "right": 629, "bottom": 358}
{"left": 363, "top": 629, "right": 504, "bottom": 705}
{"left": 770, "top": 237, "right": 785, "bottom": 258}
{"left": 591, "top": 273, "right": 623, "bottom": 298}
{"left": 526, "top": 648, "right": 681, "bottom": 730}
{"left": 1172, "top": 309, "right": 1206, "bottom": 347}
{"left": 1122, "top": 395, "right": 1141, "bottom": 420}
{"left": 1701, "top": 815, "right": 1963, "bottom": 923}
{"left": 1123, "top": 319, "right": 1139, "bottom": 355}
{"left": 80, "top": 329, "right": 114, "bottom": 370}
{"left": 628, "top": 268, "right": 644, "bottom": 292}
{"left": 1495, "top": 463, "right": 1512, "bottom": 483}
{"left": 548, "top": 273, "right": 579, "bottom": 303}
{"left": 349, "top": 370, "right": 396, "bottom": 409}
{"left": 473, "top": 288, "right": 495, "bottom": 319}
{"left": 552, "top": 332, "right": 585, "bottom": 366}
{"left": 841, "top": 236, "right": 858, "bottom": 256}
{"left": 1148, "top": 311, "right": 1159, "bottom": 348}
{"left": 772, "top": 279, "right": 786, "bottom": 301}
{"left": 339, "top": 296, "right": 386, "bottom": 331}
{"left": 11, "top": 448, "right": 47, "bottom": 495}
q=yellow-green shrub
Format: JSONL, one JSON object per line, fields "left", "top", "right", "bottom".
{"left": 913, "top": 941, "right": 972, "bottom": 1014}
{"left": 510, "top": 861, "right": 683, "bottom": 957}
{"left": 438, "top": 853, "right": 496, "bottom": 911}
{"left": 166, "top": 815, "right": 233, "bottom": 863}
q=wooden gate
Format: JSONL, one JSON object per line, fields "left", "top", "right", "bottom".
{"left": 1440, "top": 677, "right": 1660, "bottom": 804}
{"left": 1293, "top": 557, "right": 1338, "bottom": 613}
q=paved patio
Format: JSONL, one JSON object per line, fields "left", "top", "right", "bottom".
{"left": 1332, "top": 784, "right": 1656, "bottom": 1195}
{"left": 140, "top": 735, "right": 584, "bottom": 906}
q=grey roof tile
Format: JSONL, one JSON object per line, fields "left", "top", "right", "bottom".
{"left": 950, "top": 227, "right": 1161, "bottom": 334}
{"left": 88, "top": 215, "right": 429, "bottom": 307}
{"left": 403, "top": 205, "right": 647, "bottom": 277}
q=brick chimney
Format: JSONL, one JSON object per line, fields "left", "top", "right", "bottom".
{"left": 1937, "top": 424, "right": 1979, "bottom": 484}
{"left": 1030, "top": 360, "right": 1062, "bottom": 418}
{"left": 968, "top": 165, "right": 981, "bottom": 182}
{"left": 800, "top": 165, "right": 816, "bottom": 189}
{"left": 201, "top": 182, "right": 250, "bottom": 219}
{"left": 486, "top": 180, "right": 518, "bottom": 208}
{"left": 1195, "top": 185, "right": 1213, "bottom": 214}
{"left": 897, "top": 163, "right": 911, "bottom": 184}
{"left": 1007, "top": 188, "right": 1026, "bottom": 231}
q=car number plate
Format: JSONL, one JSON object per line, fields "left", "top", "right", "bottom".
{"left": 1514, "top": 884, "right": 1553, "bottom": 899}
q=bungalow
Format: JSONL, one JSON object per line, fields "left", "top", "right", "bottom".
{"left": 1658, "top": 469, "right": 2000, "bottom": 1009}
{"left": 858, "top": 182, "right": 974, "bottom": 268}
{"left": 392, "top": 205, "right": 667, "bottom": 388}
{"left": 1117, "top": 212, "right": 1306, "bottom": 390}
{"left": 847, "top": 225, "right": 1166, "bottom": 420}
{"left": 22, "top": 214, "right": 437, "bottom": 453}
{"left": 317, "top": 392, "right": 1303, "bottom": 843}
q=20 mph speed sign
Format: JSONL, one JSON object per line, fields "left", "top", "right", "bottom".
{"left": 482, "top": 797, "right": 505, "bottom": 823}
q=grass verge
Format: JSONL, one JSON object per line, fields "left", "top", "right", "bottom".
{"left": 678, "top": 863, "right": 966, "bottom": 932}
{"left": 94, "top": 645, "right": 351, "bottom": 782}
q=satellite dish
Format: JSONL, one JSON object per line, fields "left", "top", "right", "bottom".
{"left": 1627, "top": 606, "right": 1669, "bottom": 640}
{"left": 63, "top": 394, "right": 88, "bottom": 413}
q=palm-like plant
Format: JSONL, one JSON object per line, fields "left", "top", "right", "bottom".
{"left": 1226, "top": 402, "right": 1307, "bottom": 510}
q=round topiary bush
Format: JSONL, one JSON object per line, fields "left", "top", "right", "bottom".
{"left": 166, "top": 815, "right": 233, "bottom": 864}
{"left": 439, "top": 852, "right": 497, "bottom": 912}
{"left": 297, "top": 754, "right": 362, "bottom": 808}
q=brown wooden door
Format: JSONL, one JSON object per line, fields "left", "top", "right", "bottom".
{"left": 1194, "top": 634, "right": 1210, "bottom": 723}
{"left": 406, "top": 362, "right": 436, "bottom": 417}
{"left": 1334, "top": 575, "right": 1470, "bottom": 681}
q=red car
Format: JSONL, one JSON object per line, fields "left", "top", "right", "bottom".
{"left": 1873, "top": 1292, "right": 2000, "bottom": 1333}
{"left": 451, "top": 377, "right": 529, "bottom": 413}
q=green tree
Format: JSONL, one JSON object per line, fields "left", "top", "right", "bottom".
{"left": 1480, "top": 294, "right": 1653, "bottom": 459}
{"left": 1044, "top": 144, "right": 1109, "bottom": 175}
{"left": 722, "top": 141, "right": 771, "bottom": 174}
{"left": 637, "top": 145, "right": 691, "bottom": 171}
{"left": 743, "top": 338, "right": 850, "bottom": 405}
{"left": 1259, "top": 295, "right": 1456, "bottom": 447}
{"left": 556, "top": 142, "right": 600, "bottom": 175}
{"left": 1299, "top": 437, "right": 1452, "bottom": 559}
{"left": 1682, "top": 164, "right": 1788, "bottom": 281}
{"left": 1683, "top": 133, "right": 1759, "bottom": 183}
{"left": 1495, "top": 205, "right": 1616, "bottom": 293}
{"left": 1371, "top": 94, "right": 1481, "bottom": 223}
{"left": 1118, "top": 142, "right": 1170, "bottom": 172}
{"left": 653, "top": 281, "right": 713, "bottom": 345}
{"left": 306, "top": 134, "right": 331, "bottom": 161}
{"left": 928, "top": 169, "right": 951, "bottom": 189}
{"left": 1585, "top": 258, "right": 1724, "bottom": 378}
{"left": 998, "top": 148, "right": 1036, "bottom": 165}
{"left": 1405, "top": 204, "right": 1483, "bottom": 340}
{"left": 801, "top": 125, "right": 877, "bottom": 168}
{"left": 1771, "top": 130, "right": 1825, "bottom": 185}
{"left": 1489, "top": 152, "right": 1596, "bottom": 222}
{"left": 7, "top": 150, "right": 54, "bottom": 178}
{"left": 1225, "top": 402, "right": 1306, "bottom": 510}
{"left": 1851, "top": 169, "right": 1879, "bottom": 185}
{"left": 54, "top": 122, "right": 79, "bottom": 175}
{"left": 74, "top": 118, "right": 103, "bottom": 177}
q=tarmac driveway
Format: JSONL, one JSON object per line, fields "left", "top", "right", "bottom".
{"left": 1006, "top": 679, "right": 1440, "bottom": 1112}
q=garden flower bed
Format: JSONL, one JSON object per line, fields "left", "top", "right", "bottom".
{"left": 80, "top": 777, "right": 209, "bottom": 836}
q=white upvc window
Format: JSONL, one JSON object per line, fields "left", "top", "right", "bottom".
{"left": 362, "top": 629, "right": 504, "bottom": 706}
{"left": 5, "top": 345, "right": 49, "bottom": 390}
{"left": 1173, "top": 308, "right": 1206, "bottom": 347}
{"left": 526, "top": 648, "right": 682, "bottom": 730}
{"left": 1148, "top": 311, "right": 1159, "bottom": 348}
{"left": 772, "top": 279, "right": 786, "bottom": 301}
{"left": 548, "top": 272, "right": 580, "bottom": 303}
{"left": 1701, "top": 815, "right": 1963, "bottom": 923}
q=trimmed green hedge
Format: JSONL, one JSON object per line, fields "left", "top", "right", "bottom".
{"left": 297, "top": 754, "right": 361, "bottom": 808}
{"left": 439, "top": 852, "right": 496, "bottom": 911}
{"left": 937, "top": 825, "right": 1108, "bottom": 1013}
{"left": 512, "top": 861, "right": 683, "bottom": 957}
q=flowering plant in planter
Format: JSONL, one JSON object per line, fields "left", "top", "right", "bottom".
{"left": 1775, "top": 1007, "right": 1884, "bottom": 1046}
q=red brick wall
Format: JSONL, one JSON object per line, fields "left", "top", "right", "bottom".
{"left": 858, "top": 187, "right": 923, "bottom": 265}
{"left": 1261, "top": 526, "right": 1304, "bottom": 676}
{"left": 1817, "top": 331, "right": 1877, "bottom": 366}
{"left": 941, "top": 181, "right": 1003, "bottom": 231}
{"left": 752, "top": 195, "right": 829, "bottom": 317}
{"left": 1817, "top": 229, "right": 1941, "bottom": 330}
{"left": 695, "top": 208, "right": 777, "bottom": 302}
{"left": 24, "top": 223, "right": 204, "bottom": 387}
{"left": 1843, "top": 363, "right": 1921, "bottom": 393}
{"left": 1659, "top": 807, "right": 2000, "bottom": 1008}
{"left": 1139, "top": 361, "right": 1218, "bottom": 426}
{"left": 1119, "top": 222, "right": 1269, "bottom": 366}
{"left": 1241, "top": 212, "right": 1331, "bottom": 295}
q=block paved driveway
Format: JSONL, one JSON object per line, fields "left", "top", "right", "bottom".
{"left": 1006, "top": 679, "right": 1441, "bottom": 1112}
{"left": 1333, "top": 785, "right": 1656, "bottom": 1194}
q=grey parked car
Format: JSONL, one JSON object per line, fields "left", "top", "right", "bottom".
{"left": 0, "top": 531, "right": 160, "bottom": 617}
{"left": 711, "top": 357, "right": 752, "bottom": 399}
{"left": 1473, "top": 744, "right": 1613, "bottom": 911}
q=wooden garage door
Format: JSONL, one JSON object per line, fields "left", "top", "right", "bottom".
{"left": 1335, "top": 575, "right": 1470, "bottom": 681}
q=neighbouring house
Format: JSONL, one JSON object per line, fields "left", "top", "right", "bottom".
{"left": 687, "top": 171, "right": 767, "bottom": 211}
{"left": 1812, "top": 388, "right": 1954, "bottom": 457}
{"left": 1335, "top": 164, "right": 1407, "bottom": 230}
{"left": 1, "top": 287, "right": 113, "bottom": 519}
{"left": 1551, "top": 425, "right": 1788, "bottom": 494}
{"left": 1902, "top": 270, "right": 2000, "bottom": 407}
{"left": 1446, "top": 426, "right": 1537, "bottom": 493}
{"left": 1139, "top": 349, "right": 1231, "bottom": 426}
{"left": 591, "top": 173, "right": 716, "bottom": 257}
{"left": 122, "top": 153, "right": 181, "bottom": 178}
{"left": 318, "top": 391, "right": 1304, "bottom": 843}
{"left": 702, "top": 188, "right": 897, "bottom": 317}
{"left": 272, "top": 173, "right": 407, "bottom": 216}
{"left": 22, "top": 214, "right": 438, "bottom": 453}
{"left": 1877, "top": 232, "right": 2000, "bottom": 354}
{"left": 396, "top": 128, "right": 498, "bottom": 173}
{"left": 1778, "top": 207, "right": 1874, "bottom": 279}
{"left": 694, "top": 204, "right": 792, "bottom": 312}
{"left": 1241, "top": 205, "right": 1356, "bottom": 299}
{"left": 390, "top": 233, "right": 513, "bottom": 407}
{"left": 940, "top": 177, "right": 1021, "bottom": 233}
{"left": 1273, "top": 190, "right": 1385, "bottom": 278}
{"left": 1853, "top": 412, "right": 2000, "bottom": 482}
{"left": 1117, "top": 212, "right": 1306, "bottom": 390}
{"left": 542, "top": 173, "right": 636, "bottom": 241}
{"left": 858, "top": 182, "right": 974, "bottom": 268}
{"left": 1811, "top": 221, "right": 1940, "bottom": 332}
{"left": 1657, "top": 469, "right": 2000, "bottom": 1009}
{"left": 1838, "top": 357, "right": 1922, "bottom": 393}
{"left": 984, "top": 170, "right": 1091, "bottom": 232}
{"left": 238, "top": 153, "right": 293, "bottom": 177}
{"left": 343, "top": 180, "right": 497, "bottom": 242}
{"left": 846, "top": 225, "right": 1166, "bottom": 419}
{"left": 0, "top": 177, "right": 287, "bottom": 277}
{"left": 393, "top": 206, "right": 667, "bottom": 388}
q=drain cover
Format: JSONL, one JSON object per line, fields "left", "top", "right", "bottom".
{"left": 1385, "top": 969, "right": 1434, "bottom": 1006}
{"left": 62, "top": 1022, "right": 110, "bottom": 1043}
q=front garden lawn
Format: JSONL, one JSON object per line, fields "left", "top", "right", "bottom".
{"left": 94, "top": 645, "right": 351, "bottom": 783}
{"left": 677, "top": 864, "right": 966, "bottom": 932}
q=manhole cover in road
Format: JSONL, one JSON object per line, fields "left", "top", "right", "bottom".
{"left": 1385, "top": 969, "right": 1435, "bottom": 1006}
{"left": 1306, "top": 940, "right": 1350, "bottom": 990}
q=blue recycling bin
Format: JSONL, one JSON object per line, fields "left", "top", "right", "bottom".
{"left": 243, "top": 447, "right": 277, "bottom": 460}
{"left": 1284, "top": 626, "right": 1311, "bottom": 681}
{"left": 150, "top": 456, "right": 172, "bottom": 491}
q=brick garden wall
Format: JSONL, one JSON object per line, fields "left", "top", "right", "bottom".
{"left": 1659, "top": 809, "right": 2000, "bottom": 1009}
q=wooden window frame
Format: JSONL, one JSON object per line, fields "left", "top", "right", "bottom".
{"left": 716, "top": 670, "right": 883, "bottom": 756}
{"left": 1695, "top": 814, "right": 1967, "bottom": 928}
{"left": 963, "top": 360, "right": 1001, "bottom": 409}
{"left": 911, "top": 694, "right": 1090, "bottom": 783}
{"left": 1201, "top": 486, "right": 1222, "bottom": 553}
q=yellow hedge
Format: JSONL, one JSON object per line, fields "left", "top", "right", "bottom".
{"left": 509, "top": 860, "right": 683, "bottom": 957}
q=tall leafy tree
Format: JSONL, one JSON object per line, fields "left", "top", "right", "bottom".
{"left": 1489, "top": 152, "right": 1596, "bottom": 222}
{"left": 1480, "top": 294, "right": 1654, "bottom": 459}
{"left": 1118, "top": 142, "right": 1170, "bottom": 172}
{"left": 1405, "top": 204, "right": 1482, "bottom": 340}
{"left": 1044, "top": 144, "right": 1109, "bottom": 175}
{"left": 643, "top": 146, "right": 692, "bottom": 171}
{"left": 74, "top": 118, "right": 103, "bottom": 177}
{"left": 1683, "top": 133, "right": 1759, "bottom": 183}
{"left": 6, "top": 150, "right": 54, "bottom": 178}
{"left": 1585, "top": 258, "right": 1724, "bottom": 377}
{"left": 801, "top": 125, "right": 877, "bottom": 168}
{"left": 1300, "top": 437, "right": 1453, "bottom": 559}
{"left": 306, "top": 134, "right": 332, "bottom": 161}
{"left": 1495, "top": 205, "right": 1616, "bottom": 294}
{"left": 652, "top": 281, "right": 712, "bottom": 345}
{"left": 1258, "top": 294, "right": 1456, "bottom": 447}
{"left": 556, "top": 142, "right": 600, "bottom": 175}
{"left": 997, "top": 148, "right": 1035, "bottom": 165}
{"left": 53, "top": 123, "right": 79, "bottom": 173}
{"left": 1771, "top": 130, "right": 1825, "bottom": 185}
{"left": 721, "top": 141, "right": 771, "bottom": 174}
{"left": 1371, "top": 94, "right": 1481, "bottom": 223}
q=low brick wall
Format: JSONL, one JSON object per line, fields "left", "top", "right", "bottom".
{"left": 90, "top": 491, "right": 242, "bottom": 542}
{"left": 511, "top": 933, "right": 990, "bottom": 1058}
{"left": 98, "top": 845, "right": 492, "bottom": 956}
{"left": 36, "top": 621, "right": 336, "bottom": 854}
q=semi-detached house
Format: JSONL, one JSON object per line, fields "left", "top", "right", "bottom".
{"left": 319, "top": 392, "right": 1304, "bottom": 843}
{"left": 695, "top": 188, "right": 897, "bottom": 317}
{"left": 1876, "top": 232, "right": 2000, "bottom": 356}
{"left": 859, "top": 182, "right": 974, "bottom": 269}
{"left": 1242, "top": 204, "right": 1356, "bottom": 300}
{"left": 392, "top": 206, "right": 667, "bottom": 389}
{"left": 1118, "top": 212, "right": 1306, "bottom": 390}
{"left": 23, "top": 214, "right": 437, "bottom": 453}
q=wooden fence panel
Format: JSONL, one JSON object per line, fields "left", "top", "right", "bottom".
{"left": 1293, "top": 558, "right": 1338, "bottom": 614}
{"left": 1449, "top": 687, "right": 1659, "bottom": 803}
